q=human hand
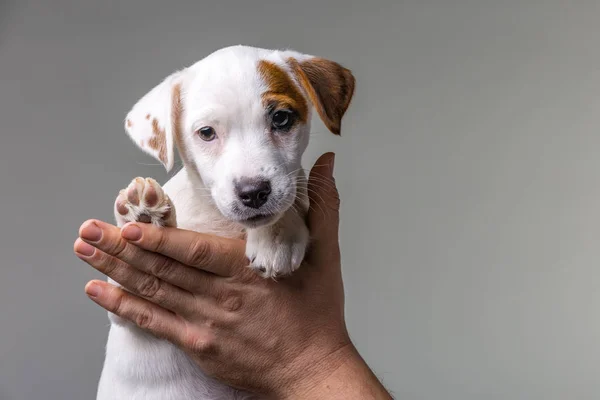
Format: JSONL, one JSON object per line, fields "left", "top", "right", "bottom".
{"left": 74, "top": 153, "right": 392, "bottom": 399}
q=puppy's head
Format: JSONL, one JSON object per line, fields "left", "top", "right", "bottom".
{"left": 124, "top": 45, "right": 355, "bottom": 227}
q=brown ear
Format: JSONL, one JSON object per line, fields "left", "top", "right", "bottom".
{"left": 288, "top": 57, "right": 355, "bottom": 135}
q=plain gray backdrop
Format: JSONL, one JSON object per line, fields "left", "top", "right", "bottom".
{"left": 2, "top": 1, "right": 600, "bottom": 399}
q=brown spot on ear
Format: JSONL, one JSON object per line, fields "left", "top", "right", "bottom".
{"left": 126, "top": 119, "right": 133, "bottom": 128}
{"left": 145, "top": 114, "right": 151, "bottom": 120}
{"left": 258, "top": 60, "right": 308, "bottom": 123}
{"left": 149, "top": 118, "right": 168, "bottom": 165}
{"left": 170, "top": 83, "right": 200, "bottom": 172}
{"left": 171, "top": 84, "right": 183, "bottom": 142}
{"left": 288, "top": 57, "right": 355, "bottom": 135}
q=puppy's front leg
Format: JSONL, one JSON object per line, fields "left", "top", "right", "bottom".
{"left": 246, "top": 208, "right": 310, "bottom": 279}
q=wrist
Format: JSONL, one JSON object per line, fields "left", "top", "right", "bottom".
{"left": 275, "top": 340, "right": 392, "bottom": 400}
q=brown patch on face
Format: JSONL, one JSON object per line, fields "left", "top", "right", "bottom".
{"left": 145, "top": 114, "right": 151, "bottom": 120}
{"left": 149, "top": 118, "right": 168, "bottom": 165}
{"left": 287, "top": 57, "right": 355, "bottom": 135}
{"left": 126, "top": 119, "right": 133, "bottom": 128}
{"left": 258, "top": 60, "right": 308, "bottom": 124}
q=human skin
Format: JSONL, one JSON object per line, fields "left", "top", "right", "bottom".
{"left": 74, "top": 153, "right": 393, "bottom": 399}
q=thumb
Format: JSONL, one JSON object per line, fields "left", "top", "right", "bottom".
{"left": 306, "top": 152, "right": 340, "bottom": 263}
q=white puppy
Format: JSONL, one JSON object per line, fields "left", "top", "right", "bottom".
{"left": 97, "top": 45, "right": 355, "bottom": 400}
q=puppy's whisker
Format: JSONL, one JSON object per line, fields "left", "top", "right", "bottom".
{"left": 296, "top": 176, "right": 335, "bottom": 185}
{"left": 296, "top": 179, "right": 336, "bottom": 193}
{"left": 284, "top": 170, "right": 301, "bottom": 179}
{"left": 300, "top": 166, "right": 333, "bottom": 175}
{"left": 297, "top": 181, "right": 335, "bottom": 212}
{"left": 284, "top": 168, "right": 304, "bottom": 178}
{"left": 297, "top": 175, "right": 335, "bottom": 185}
{"left": 305, "top": 189, "right": 329, "bottom": 217}
{"left": 298, "top": 167, "right": 335, "bottom": 178}
{"left": 304, "top": 170, "right": 336, "bottom": 182}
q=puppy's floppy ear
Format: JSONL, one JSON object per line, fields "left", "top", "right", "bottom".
{"left": 288, "top": 56, "right": 355, "bottom": 135}
{"left": 124, "top": 70, "right": 186, "bottom": 172}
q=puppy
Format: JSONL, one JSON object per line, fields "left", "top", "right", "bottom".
{"left": 97, "top": 45, "right": 355, "bottom": 400}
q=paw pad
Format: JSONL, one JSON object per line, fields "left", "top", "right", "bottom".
{"left": 114, "top": 177, "right": 176, "bottom": 227}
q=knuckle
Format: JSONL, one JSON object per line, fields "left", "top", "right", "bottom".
{"left": 153, "top": 230, "right": 169, "bottom": 253}
{"left": 137, "top": 276, "right": 162, "bottom": 299}
{"left": 187, "top": 334, "right": 215, "bottom": 355}
{"left": 150, "top": 256, "right": 173, "bottom": 278}
{"left": 134, "top": 306, "right": 155, "bottom": 330}
{"left": 109, "top": 238, "right": 129, "bottom": 259}
{"left": 181, "top": 322, "right": 217, "bottom": 355}
{"left": 101, "top": 257, "right": 120, "bottom": 276}
{"left": 220, "top": 294, "right": 243, "bottom": 312}
{"left": 189, "top": 238, "right": 212, "bottom": 267}
{"left": 111, "top": 289, "right": 127, "bottom": 315}
{"left": 151, "top": 286, "right": 169, "bottom": 306}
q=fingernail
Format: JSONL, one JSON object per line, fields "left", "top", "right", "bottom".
{"left": 85, "top": 282, "right": 102, "bottom": 298}
{"left": 122, "top": 224, "right": 142, "bottom": 241}
{"left": 81, "top": 222, "right": 102, "bottom": 242}
{"left": 75, "top": 241, "right": 95, "bottom": 257}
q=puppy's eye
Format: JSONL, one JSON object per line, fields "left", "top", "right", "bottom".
{"left": 196, "top": 126, "right": 216, "bottom": 141}
{"left": 271, "top": 110, "right": 294, "bottom": 131}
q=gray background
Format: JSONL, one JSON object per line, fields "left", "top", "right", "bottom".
{"left": 1, "top": 0, "right": 600, "bottom": 399}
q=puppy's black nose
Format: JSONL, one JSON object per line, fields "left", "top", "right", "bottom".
{"left": 235, "top": 178, "right": 271, "bottom": 209}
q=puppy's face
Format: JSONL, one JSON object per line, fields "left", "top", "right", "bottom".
{"left": 124, "top": 46, "right": 354, "bottom": 227}
{"left": 179, "top": 53, "right": 313, "bottom": 227}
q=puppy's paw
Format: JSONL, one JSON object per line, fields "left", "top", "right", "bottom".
{"left": 114, "top": 177, "right": 177, "bottom": 227}
{"left": 246, "top": 224, "right": 309, "bottom": 279}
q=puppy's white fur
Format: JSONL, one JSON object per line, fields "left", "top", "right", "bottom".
{"left": 97, "top": 45, "right": 355, "bottom": 400}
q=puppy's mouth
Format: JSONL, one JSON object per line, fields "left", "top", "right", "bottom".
{"left": 238, "top": 213, "right": 278, "bottom": 227}
{"left": 216, "top": 184, "right": 296, "bottom": 228}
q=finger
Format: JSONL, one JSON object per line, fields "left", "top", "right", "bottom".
{"left": 75, "top": 237, "right": 196, "bottom": 315}
{"left": 84, "top": 280, "right": 185, "bottom": 345}
{"left": 120, "top": 222, "right": 248, "bottom": 277}
{"left": 78, "top": 219, "right": 224, "bottom": 294}
{"left": 306, "top": 152, "right": 341, "bottom": 263}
